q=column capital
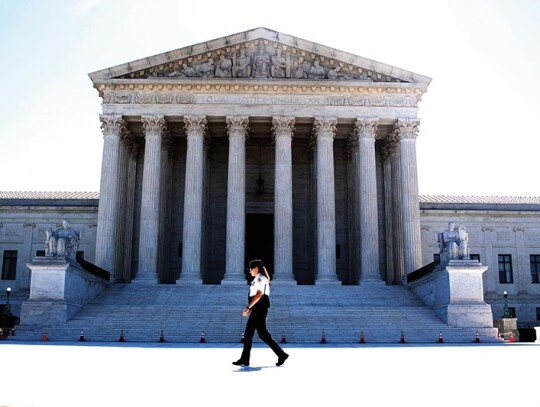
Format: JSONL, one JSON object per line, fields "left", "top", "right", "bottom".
{"left": 271, "top": 116, "right": 296, "bottom": 136}
{"left": 380, "top": 143, "right": 391, "bottom": 163}
{"left": 120, "top": 126, "right": 140, "bottom": 159}
{"left": 354, "top": 117, "right": 379, "bottom": 139}
{"left": 385, "top": 132, "right": 399, "bottom": 155}
{"left": 184, "top": 115, "right": 208, "bottom": 136}
{"left": 161, "top": 128, "right": 177, "bottom": 158}
{"left": 313, "top": 116, "right": 337, "bottom": 139}
{"left": 100, "top": 114, "right": 127, "bottom": 137}
{"left": 226, "top": 115, "right": 249, "bottom": 139}
{"left": 346, "top": 132, "right": 359, "bottom": 156}
{"left": 394, "top": 118, "right": 420, "bottom": 141}
{"left": 141, "top": 115, "right": 167, "bottom": 135}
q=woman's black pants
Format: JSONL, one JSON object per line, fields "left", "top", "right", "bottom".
{"left": 240, "top": 306, "right": 285, "bottom": 362}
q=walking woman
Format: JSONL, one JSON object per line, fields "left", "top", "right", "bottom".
{"left": 233, "top": 259, "right": 289, "bottom": 367}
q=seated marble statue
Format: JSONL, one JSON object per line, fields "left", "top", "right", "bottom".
{"left": 45, "top": 220, "right": 80, "bottom": 259}
{"left": 438, "top": 221, "right": 470, "bottom": 263}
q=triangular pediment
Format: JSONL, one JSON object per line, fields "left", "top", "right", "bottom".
{"left": 89, "top": 27, "right": 430, "bottom": 86}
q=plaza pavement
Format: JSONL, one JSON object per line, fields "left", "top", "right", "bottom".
{"left": 1, "top": 340, "right": 539, "bottom": 407}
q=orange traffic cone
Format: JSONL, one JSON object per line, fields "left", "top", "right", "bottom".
{"left": 358, "top": 331, "right": 365, "bottom": 344}
{"left": 240, "top": 331, "right": 245, "bottom": 343}
{"left": 79, "top": 329, "right": 86, "bottom": 342}
{"left": 509, "top": 332, "right": 515, "bottom": 342}
{"left": 200, "top": 331, "right": 206, "bottom": 343}
{"left": 399, "top": 331, "right": 405, "bottom": 343}
{"left": 119, "top": 329, "right": 126, "bottom": 342}
{"left": 437, "top": 331, "right": 444, "bottom": 343}
{"left": 41, "top": 329, "right": 48, "bottom": 341}
{"left": 159, "top": 330, "right": 165, "bottom": 343}
{"left": 320, "top": 330, "right": 327, "bottom": 344}
{"left": 280, "top": 331, "right": 287, "bottom": 344}
{"left": 474, "top": 330, "right": 480, "bottom": 343}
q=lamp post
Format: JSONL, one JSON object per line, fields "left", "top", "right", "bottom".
{"left": 1, "top": 287, "right": 11, "bottom": 316}
{"left": 5, "top": 287, "right": 11, "bottom": 315}
{"left": 503, "top": 290, "right": 511, "bottom": 318}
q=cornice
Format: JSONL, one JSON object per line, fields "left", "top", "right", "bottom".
{"left": 95, "top": 78, "right": 426, "bottom": 95}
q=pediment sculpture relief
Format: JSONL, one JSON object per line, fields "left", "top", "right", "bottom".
{"left": 116, "top": 41, "right": 402, "bottom": 83}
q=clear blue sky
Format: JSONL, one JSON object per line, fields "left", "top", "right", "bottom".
{"left": 1, "top": 0, "right": 539, "bottom": 196}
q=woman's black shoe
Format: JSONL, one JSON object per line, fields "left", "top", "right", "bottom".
{"left": 276, "top": 353, "right": 289, "bottom": 366}
{"left": 232, "top": 359, "right": 250, "bottom": 366}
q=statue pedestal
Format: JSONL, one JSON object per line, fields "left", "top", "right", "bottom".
{"left": 409, "top": 260, "right": 495, "bottom": 329}
{"left": 20, "top": 257, "right": 110, "bottom": 325}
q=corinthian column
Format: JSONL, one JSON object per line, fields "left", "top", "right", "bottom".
{"left": 121, "top": 135, "right": 140, "bottom": 283}
{"left": 272, "top": 116, "right": 296, "bottom": 284}
{"left": 95, "top": 114, "right": 126, "bottom": 281}
{"left": 222, "top": 116, "right": 249, "bottom": 284}
{"left": 178, "top": 115, "right": 207, "bottom": 284}
{"left": 395, "top": 118, "right": 422, "bottom": 276}
{"left": 355, "top": 118, "right": 381, "bottom": 282}
{"left": 313, "top": 117, "right": 340, "bottom": 284}
{"left": 388, "top": 135, "right": 405, "bottom": 283}
{"left": 346, "top": 133, "right": 361, "bottom": 283}
{"left": 380, "top": 143, "right": 394, "bottom": 284}
{"left": 136, "top": 115, "right": 166, "bottom": 284}
{"left": 113, "top": 127, "right": 130, "bottom": 281}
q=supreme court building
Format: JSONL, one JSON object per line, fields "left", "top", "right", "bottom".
{"left": 4, "top": 28, "right": 540, "bottom": 339}
{"left": 89, "top": 27, "right": 430, "bottom": 286}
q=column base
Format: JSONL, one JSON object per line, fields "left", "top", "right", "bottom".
{"left": 359, "top": 275, "right": 384, "bottom": 284}
{"left": 132, "top": 273, "right": 159, "bottom": 285}
{"left": 177, "top": 275, "right": 203, "bottom": 285}
{"left": 270, "top": 278, "right": 297, "bottom": 286}
{"left": 221, "top": 277, "right": 248, "bottom": 286}
{"left": 315, "top": 276, "right": 341, "bottom": 285}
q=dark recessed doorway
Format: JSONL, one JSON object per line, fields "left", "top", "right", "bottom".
{"left": 245, "top": 214, "right": 274, "bottom": 278}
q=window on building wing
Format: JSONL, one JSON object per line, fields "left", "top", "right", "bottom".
{"left": 530, "top": 255, "right": 540, "bottom": 284}
{"left": 498, "top": 254, "right": 513, "bottom": 284}
{"left": 1, "top": 250, "right": 17, "bottom": 280}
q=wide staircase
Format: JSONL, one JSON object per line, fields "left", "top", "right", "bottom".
{"left": 12, "top": 282, "right": 500, "bottom": 344}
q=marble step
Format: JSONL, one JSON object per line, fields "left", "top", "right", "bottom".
{"left": 10, "top": 284, "right": 501, "bottom": 343}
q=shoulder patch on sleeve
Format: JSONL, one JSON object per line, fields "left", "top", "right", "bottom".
{"left": 257, "top": 277, "right": 262, "bottom": 282}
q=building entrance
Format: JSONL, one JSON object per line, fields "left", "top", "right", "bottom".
{"left": 245, "top": 214, "right": 274, "bottom": 278}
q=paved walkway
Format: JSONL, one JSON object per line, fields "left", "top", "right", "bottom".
{"left": 1, "top": 341, "right": 538, "bottom": 407}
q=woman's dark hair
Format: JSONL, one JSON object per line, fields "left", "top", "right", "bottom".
{"left": 248, "top": 259, "right": 265, "bottom": 271}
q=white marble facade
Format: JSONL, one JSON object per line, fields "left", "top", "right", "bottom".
{"left": 87, "top": 27, "right": 429, "bottom": 286}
